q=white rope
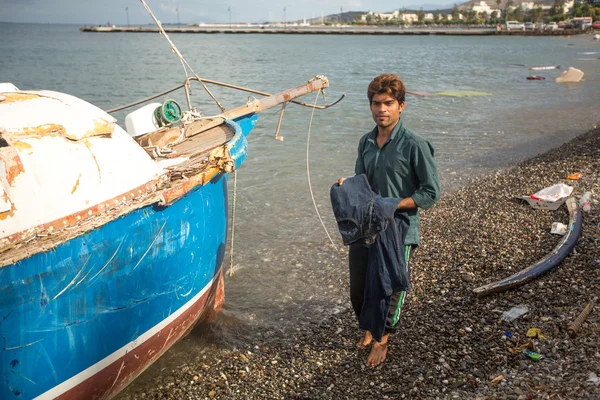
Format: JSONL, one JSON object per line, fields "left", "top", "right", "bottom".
{"left": 306, "top": 91, "right": 339, "bottom": 251}
{"left": 229, "top": 169, "right": 238, "bottom": 276}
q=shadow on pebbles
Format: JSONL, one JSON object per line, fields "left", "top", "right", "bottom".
{"left": 118, "top": 127, "right": 600, "bottom": 400}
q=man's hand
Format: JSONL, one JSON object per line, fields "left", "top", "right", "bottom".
{"left": 397, "top": 197, "right": 417, "bottom": 211}
{"left": 337, "top": 177, "right": 346, "bottom": 186}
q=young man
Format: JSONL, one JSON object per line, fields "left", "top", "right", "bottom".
{"left": 337, "top": 74, "right": 440, "bottom": 366}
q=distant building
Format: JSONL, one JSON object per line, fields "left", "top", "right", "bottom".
{"left": 562, "top": 1, "right": 575, "bottom": 14}
{"left": 519, "top": 2, "right": 533, "bottom": 11}
{"left": 446, "top": 13, "right": 465, "bottom": 21}
{"left": 401, "top": 13, "right": 419, "bottom": 23}
{"left": 360, "top": 11, "right": 400, "bottom": 22}
{"left": 472, "top": 1, "right": 502, "bottom": 18}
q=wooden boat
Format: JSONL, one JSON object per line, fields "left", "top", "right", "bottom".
{"left": 0, "top": 76, "right": 330, "bottom": 399}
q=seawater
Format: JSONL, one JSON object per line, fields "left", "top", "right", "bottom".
{"left": 1, "top": 23, "right": 599, "bottom": 389}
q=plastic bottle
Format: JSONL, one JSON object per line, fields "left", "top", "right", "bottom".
{"left": 521, "top": 349, "right": 543, "bottom": 361}
{"left": 580, "top": 192, "right": 592, "bottom": 213}
{"left": 501, "top": 305, "right": 529, "bottom": 322}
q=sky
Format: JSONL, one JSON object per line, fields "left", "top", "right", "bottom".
{"left": 0, "top": 0, "right": 458, "bottom": 25}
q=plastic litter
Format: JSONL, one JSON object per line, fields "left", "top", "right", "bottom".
{"left": 490, "top": 375, "right": 504, "bottom": 386}
{"left": 589, "top": 372, "right": 600, "bottom": 386}
{"left": 580, "top": 192, "right": 592, "bottom": 213}
{"left": 551, "top": 222, "right": 567, "bottom": 235}
{"left": 555, "top": 67, "right": 584, "bottom": 83}
{"left": 567, "top": 172, "right": 582, "bottom": 180}
{"left": 504, "top": 330, "right": 513, "bottom": 338}
{"left": 526, "top": 327, "right": 546, "bottom": 339}
{"left": 501, "top": 305, "right": 529, "bottom": 322}
{"left": 521, "top": 183, "right": 573, "bottom": 210}
{"left": 521, "top": 349, "right": 543, "bottom": 361}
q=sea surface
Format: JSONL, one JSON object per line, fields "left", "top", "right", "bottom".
{"left": 1, "top": 22, "right": 599, "bottom": 393}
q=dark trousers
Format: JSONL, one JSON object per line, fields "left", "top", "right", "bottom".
{"left": 349, "top": 244, "right": 415, "bottom": 336}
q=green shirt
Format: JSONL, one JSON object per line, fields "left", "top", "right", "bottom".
{"left": 355, "top": 119, "right": 440, "bottom": 245}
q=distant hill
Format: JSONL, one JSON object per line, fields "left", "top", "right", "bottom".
{"left": 403, "top": 3, "right": 456, "bottom": 11}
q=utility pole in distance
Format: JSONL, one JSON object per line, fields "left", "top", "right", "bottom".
{"left": 228, "top": 6, "right": 231, "bottom": 29}
{"left": 126, "top": 6, "right": 130, "bottom": 27}
{"left": 284, "top": 6, "right": 287, "bottom": 28}
{"left": 340, "top": 6, "right": 343, "bottom": 27}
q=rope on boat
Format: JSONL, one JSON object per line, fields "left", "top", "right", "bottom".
{"left": 106, "top": 77, "right": 345, "bottom": 114}
{"left": 138, "top": 0, "right": 226, "bottom": 112}
{"left": 306, "top": 91, "right": 338, "bottom": 252}
{"left": 229, "top": 170, "right": 238, "bottom": 276}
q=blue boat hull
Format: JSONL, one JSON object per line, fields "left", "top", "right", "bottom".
{"left": 0, "top": 116, "right": 257, "bottom": 399}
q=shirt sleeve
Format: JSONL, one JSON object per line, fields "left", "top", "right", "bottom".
{"left": 410, "top": 140, "right": 440, "bottom": 210}
{"left": 354, "top": 136, "right": 366, "bottom": 175}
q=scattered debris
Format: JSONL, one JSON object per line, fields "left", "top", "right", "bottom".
{"left": 520, "top": 183, "right": 573, "bottom": 211}
{"left": 526, "top": 327, "right": 546, "bottom": 339}
{"left": 567, "top": 172, "right": 582, "bottom": 180}
{"left": 580, "top": 192, "right": 592, "bottom": 213}
{"left": 501, "top": 305, "right": 530, "bottom": 322}
{"left": 550, "top": 222, "right": 567, "bottom": 235}
{"left": 527, "top": 75, "right": 545, "bottom": 80}
{"left": 490, "top": 375, "right": 504, "bottom": 386}
{"left": 556, "top": 67, "right": 584, "bottom": 83}
{"left": 567, "top": 302, "right": 595, "bottom": 337}
{"left": 521, "top": 349, "right": 544, "bottom": 361}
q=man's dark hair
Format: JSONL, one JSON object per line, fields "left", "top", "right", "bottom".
{"left": 367, "top": 74, "right": 406, "bottom": 105}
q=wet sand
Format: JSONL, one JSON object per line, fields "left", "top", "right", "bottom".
{"left": 118, "top": 124, "right": 600, "bottom": 399}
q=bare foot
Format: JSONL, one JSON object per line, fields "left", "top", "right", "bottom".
{"left": 366, "top": 341, "right": 388, "bottom": 366}
{"left": 356, "top": 330, "right": 372, "bottom": 349}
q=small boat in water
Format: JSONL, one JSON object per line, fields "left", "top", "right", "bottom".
{"left": 0, "top": 74, "right": 331, "bottom": 399}
{"left": 528, "top": 65, "right": 560, "bottom": 70}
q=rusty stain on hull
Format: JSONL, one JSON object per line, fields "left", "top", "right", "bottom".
{"left": 83, "top": 140, "right": 102, "bottom": 179}
{"left": 0, "top": 201, "right": 16, "bottom": 221}
{"left": 5, "top": 153, "right": 25, "bottom": 187}
{"left": 13, "top": 124, "right": 67, "bottom": 138}
{"left": 86, "top": 119, "right": 115, "bottom": 137}
{"left": 12, "top": 141, "right": 32, "bottom": 151}
{"left": 6, "top": 120, "right": 113, "bottom": 141}
{"left": 71, "top": 174, "right": 82, "bottom": 194}
{"left": 0, "top": 93, "right": 40, "bottom": 104}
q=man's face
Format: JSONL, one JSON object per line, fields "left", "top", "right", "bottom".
{"left": 370, "top": 93, "right": 405, "bottom": 130}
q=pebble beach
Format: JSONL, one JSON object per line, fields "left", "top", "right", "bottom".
{"left": 118, "top": 125, "right": 600, "bottom": 400}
